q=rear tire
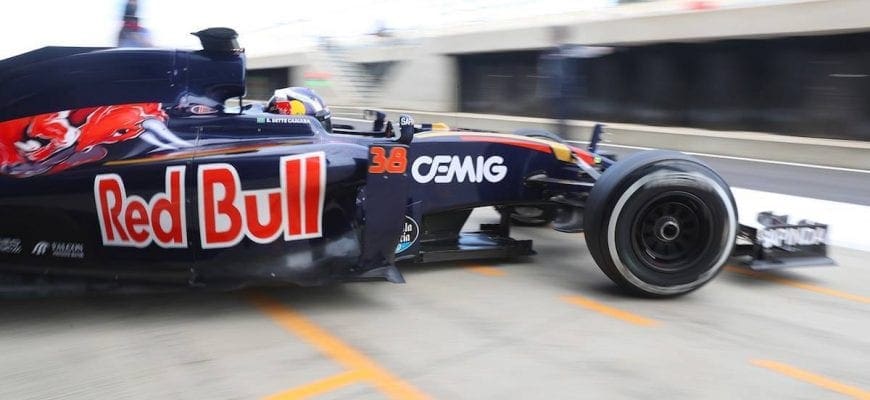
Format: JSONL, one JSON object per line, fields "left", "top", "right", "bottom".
{"left": 583, "top": 150, "right": 737, "bottom": 297}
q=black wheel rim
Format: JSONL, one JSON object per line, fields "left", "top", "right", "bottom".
{"left": 630, "top": 192, "right": 714, "bottom": 273}
{"left": 513, "top": 206, "right": 546, "bottom": 218}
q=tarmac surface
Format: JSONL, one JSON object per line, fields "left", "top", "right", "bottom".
{"left": 589, "top": 144, "right": 870, "bottom": 206}
{"left": 0, "top": 207, "right": 867, "bottom": 400}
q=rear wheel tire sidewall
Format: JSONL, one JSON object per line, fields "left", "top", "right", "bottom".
{"left": 584, "top": 151, "right": 737, "bottom": 297}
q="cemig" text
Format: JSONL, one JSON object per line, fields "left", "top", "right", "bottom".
{"left": 411, "top": 155, "right": 507, "bottom": 184}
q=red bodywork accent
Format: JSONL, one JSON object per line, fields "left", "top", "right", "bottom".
{"left": 0, "top": 103, "right": 166, "bottom": 177}
{"left": 458, "top": 134, "right": 601, "bottom": 166}
{"left": 571, "top": 146, "right": 598, "bottom": 165}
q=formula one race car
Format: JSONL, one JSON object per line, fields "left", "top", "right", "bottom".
{"left": 0, "top": 28, "right": 831, "bottom": 297}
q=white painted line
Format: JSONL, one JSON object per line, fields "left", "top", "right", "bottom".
{"left": 566, "top": 141, "right": 870, "bottom": 175}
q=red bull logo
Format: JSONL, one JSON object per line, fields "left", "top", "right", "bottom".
{"left": 0, "top": 103, "right": 167, "bottom": 177}
{"left": 94, "top": 152, "right": 325, "bottom": 249}
{"left": 94, "top": 166, "right": 187, "bottom": 248}
{"left": 198, "top": 152, "right": 325, "bottom": 248}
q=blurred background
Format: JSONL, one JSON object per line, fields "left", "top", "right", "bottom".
{"left": 2, "top": 0, "right": 868, "bottom": 139}
{"left": 1, "top": 3, "right": 869, "bottom": 400}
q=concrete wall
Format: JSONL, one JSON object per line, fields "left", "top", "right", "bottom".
{"left": 247, "top": 51, "right": 360, "bottom": 105}
{"left": 246, "top": 0, "right": 870, "bottom": 111}
{"left": 369, "top": 53, "right": 458, "bottom": 112}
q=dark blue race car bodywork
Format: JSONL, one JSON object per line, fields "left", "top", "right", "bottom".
{"left": 0, "top": 29, "right": 831, "bottom": 297}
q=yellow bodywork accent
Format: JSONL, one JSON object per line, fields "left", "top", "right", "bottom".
{"left": 549, "top": 142, "right": 574, "bottom": 162}
{"left": 430, "top": 122, "right": 451, "bottom": 131}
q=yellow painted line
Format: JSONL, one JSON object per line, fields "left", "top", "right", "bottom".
{"left": 265, "top": 370, "right": 366, "bottom": 400}
{"left": 752, "top": 360, "right": 870, "bottom": 400}
{"left": 725, "top": 266, "right": 870, "bottom": 304}
{"left": 466, "top": 264, "right": 506, "bottom": 277}
{"left": 247, "top": 293, "right": 430, "bottom": 400}
{"left": 561, "top": 295, "right": 658, "bottom": 327}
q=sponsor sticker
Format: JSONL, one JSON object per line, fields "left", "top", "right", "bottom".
{"left": 95, "top": 166, "right": 188, "bottom": 248}
{"left": 94, "top": 152, "right": 325, "bottom": 249}
{"left": 395, "top": 216, "right": 419, "bottom": 254}
{"left": 0, "top": 237, "right": 22, "bottom": 254}
{"left": 758, "top": 226, "right": 827, "bottom": 249}
{"left": 31, "top": 241, "right": 84, "bottom": 258}
{"left": 411, "top": 155, "right": 507, "bottom": 184}
{"left": 198, "top": 152, "right": 325, "bottom": 248}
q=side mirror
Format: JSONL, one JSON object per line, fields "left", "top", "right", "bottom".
{"left": 364, "top": 109, "right": 387, "bottom": 132}
{"left": 363, "top": 109, "right": 385, "bottom": 121}
{"left": 394, "top": 114, "right": 415, "bottom": 145}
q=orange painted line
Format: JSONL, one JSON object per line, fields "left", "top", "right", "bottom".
{"left": 247, "top": 293, "right": 430, "bottom": 400}
{"left": 752, "top": 360, "right": 870, "bottom": 400}
{"left": 265, "top": 370, "right": 367, "bottom": 400}
{"left": 561, "top": 295, "right": 658, "bottom": 327}
{"left": 466, "top": 264, "right": 506, "bottom": 277}
{"left": 725, "top": 266, "right": 870, "bottom": 304}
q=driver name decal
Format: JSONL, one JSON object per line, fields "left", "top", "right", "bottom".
{"left": 94, "top": 152, "right": 325, "bottom": 249}
{"left": 411, "top": 155, "right": 507, "bottom": 184}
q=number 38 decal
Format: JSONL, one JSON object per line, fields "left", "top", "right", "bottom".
{"left": 369, "top": 146, "right": 408, "bottom": 174}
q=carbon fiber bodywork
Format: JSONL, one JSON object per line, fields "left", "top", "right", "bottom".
{"left": 0, "top": 32, "right": 832, "bottom": 294}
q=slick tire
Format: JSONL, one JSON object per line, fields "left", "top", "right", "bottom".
{"left": 583, "top": 150, "right": 737, "bottom": 297}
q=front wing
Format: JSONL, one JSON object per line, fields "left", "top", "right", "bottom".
{"left": 732, "top": 212, "right": 835, "bottom": 270}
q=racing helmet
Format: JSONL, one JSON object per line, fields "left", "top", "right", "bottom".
{"left": 266, "top": 87, "right": 332, "bottom": 132}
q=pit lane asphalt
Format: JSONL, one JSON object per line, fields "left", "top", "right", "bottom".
{"left": 590, "top": 144, "right": 870, "bottom": 206}
{"left": 0, "top": 208, "right": 867, "bottom": 400}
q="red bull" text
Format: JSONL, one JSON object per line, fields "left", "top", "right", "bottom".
{"left": 93, "top": 152, "right": 325, "bottom": 249}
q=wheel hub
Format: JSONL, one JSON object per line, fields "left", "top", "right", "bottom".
{"left": 655, "top": 217, "right": 681, "bottom": 242}
{"left": 632, "top": 193, "right": 711, "bottom": 272}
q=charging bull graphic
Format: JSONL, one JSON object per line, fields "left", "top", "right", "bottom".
{"left": 0, "top": 103, "right": 172, "bottom": 177}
